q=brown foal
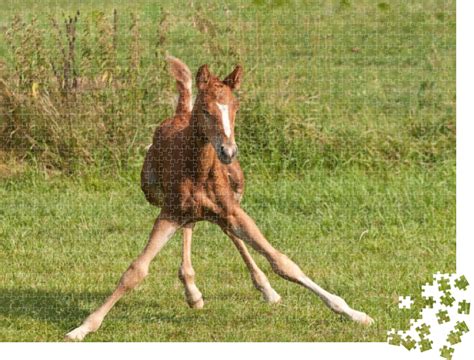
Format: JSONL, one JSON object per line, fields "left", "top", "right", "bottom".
{"left": 65, "top": 56, "right": 373, "bottom": 341}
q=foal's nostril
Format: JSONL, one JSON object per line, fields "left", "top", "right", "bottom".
{"left": 218, "top": 143, "right": 237, "bottom": 163}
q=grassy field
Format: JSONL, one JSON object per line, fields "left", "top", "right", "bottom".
{"left": 0, "top": 0, "right": 455, "bottom": 342}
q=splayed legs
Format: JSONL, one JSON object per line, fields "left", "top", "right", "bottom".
{"left": 220, "top": 207, "right": 374, "bottom": 325}
{"left": 65, "top": 215, "right": 179, "bottom": 341}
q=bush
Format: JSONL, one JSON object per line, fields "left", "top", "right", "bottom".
{"left": 0, "top": 11, "right": 175, "bottom": 172}
{"left": 0, "top": 6, "right": 455, "bottom": 175}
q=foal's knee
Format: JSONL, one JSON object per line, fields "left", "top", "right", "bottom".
{"left": 119, "top": 260, "right": 149, "bottom": 291}
{"left": 269, "top": 253, "right": 305, "bottom": 282}
{"left": 222, "top": 212, "right": 246, "bottom": 240}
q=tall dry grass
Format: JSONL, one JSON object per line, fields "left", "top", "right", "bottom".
{"left": 0, "top": 10, "right": 181, "bottom": 172}
{"left": 0, "top": 5, "right": 455, "bottom": 175}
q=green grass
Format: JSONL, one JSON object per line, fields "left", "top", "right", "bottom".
{"left": 0, "top": 163, "right": 455, "bottom": 341}
{"left": 0, "top": 0, "right": 455, "bottom": 342}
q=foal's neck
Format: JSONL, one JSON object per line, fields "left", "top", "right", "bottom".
{"left": 189, "top": 110, "right": 219, "bottom": 180}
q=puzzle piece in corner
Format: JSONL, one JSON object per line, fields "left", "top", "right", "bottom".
{"left": 398, "top": 295, "right": 414, "bottom": 309}
{"left": 447, "top": 330, "right": 462, "bottom": 346}
{"left": 440, "top": 345, "right": 455, "bottom": 360}
{"left": 454, "top": 320, "right": 470, "bottom": 335}
{"left": 440, "top": 291, "right": 455, "bottom": 307}
{"left": 421, "top": 296, "right": 435, "bottom": 308}
{"left": 401, "top": 335, "right": 417, "bottom": 351}
{"left": 437, "top": 309, "right": 450, "bottom": 324}
{"left": 458, "top": 300, "right": 470, "bottom": 315}
{"left": 418, "top": 337, "right": 433, "bottom": 352}
{"left": 454, "top": 275, "right": 469, "bottom": 290}
{"left": 438, "top": 277, "right": 451, "bottom": 292}
{"left": 416, "top": 323, "right": 431, "bottom": 338}
{"left": 386, "top": 329, "right": 402, "bottom": 346}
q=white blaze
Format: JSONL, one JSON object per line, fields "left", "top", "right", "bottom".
{"left": 217, "top": 103, "right": 231, "bottom": 138}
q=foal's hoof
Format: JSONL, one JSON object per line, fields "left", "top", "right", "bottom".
{"left": 362, "top": 314, "right": 375, "bottom": 326}
{"left": 263, "top": 288, "right": 282, "bottom": 304}
{"left": 351, "top": 311, "right": 374, "bottom": 326}
{"left": 64, "top": 325, "right": 90, "bottom": 341}
{"left": 189, "top": 297, "right": 204, "bottom": 309}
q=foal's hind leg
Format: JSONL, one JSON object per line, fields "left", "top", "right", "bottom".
{"left": 220, "top": 208, "right": 374, "bottom": 325}
{"left": 228, "top": 234, "right": 281, "bottom": 303}
{"left": 178, "top": 223, "right": 204, "bottom": 309}
{"left": 65, "top": 215, "right": 179, "bottom": 341}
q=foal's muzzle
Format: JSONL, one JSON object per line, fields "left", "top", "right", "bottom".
{"left": 217, "top": 143, "right": 238, "bottom": 164}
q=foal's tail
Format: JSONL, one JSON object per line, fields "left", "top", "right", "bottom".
{"left": 166, "top": 55, "right": 193, "bottom": 115}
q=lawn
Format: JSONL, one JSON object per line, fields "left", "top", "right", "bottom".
{"left": 0, "top": 0, "right": 455, "bottom": 342}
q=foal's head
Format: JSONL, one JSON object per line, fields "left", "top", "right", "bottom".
{"left": 194, "top": 64, "right": 243, "bottom": 164}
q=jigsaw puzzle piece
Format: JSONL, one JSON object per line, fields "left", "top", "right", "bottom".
{"left": 440, "top": 291, "right": 455, "bottom": 307}
{"left": 440, "top": 345, "right": 454, "bottom": 360}
{"left": 454, "top": 275, "right": 469, "bottom": 290}
{"left": 457, "top": 300, "right": 470, "bottom": 315}
{"left": 401, "top": 335, "right": 416, "bottom": 351}
{"left": 416, "top": 323, "right": 431, "bottom": 338}
{"left": 418, "top": 337, "right": 433, "bottom": 352}
{"left": 438, "top": 277, "right": 451, "bottom": 292}
{"left": 454, "top": 320, "right": 469, "bottom": 335}
{"left": 386, "top": 329, "right": 402, "bottom": 346}
{"left": 446, "top": 330, "right": 462, "bottom": 345}
{"left": 436, "top": 309, "right": 450, "bottom": 324}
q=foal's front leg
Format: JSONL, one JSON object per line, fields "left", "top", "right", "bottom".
{"left": 178, "top": 223, "right": 204, "bottom": 308}
{"left": 65, "top": 215, "right": 179, "bottom": 341}
{"left": 220, "top": 208, "right": 374, "bottom": 325}
{"left": 179, "top": 224, "right": 279, "bottom": 307}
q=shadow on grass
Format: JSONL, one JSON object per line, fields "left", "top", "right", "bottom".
{"left": 0, "top": 287, "right": 215, "bottom": 340}
{"left": 0, "top": 288, "right": 108, "bottom": 334}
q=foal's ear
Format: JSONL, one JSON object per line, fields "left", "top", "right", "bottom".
{"left": 196, "top": 64, "right": 211, "bottom": 90}
{"left": 223, "top": 65, "right": 243, "bottom": 90}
